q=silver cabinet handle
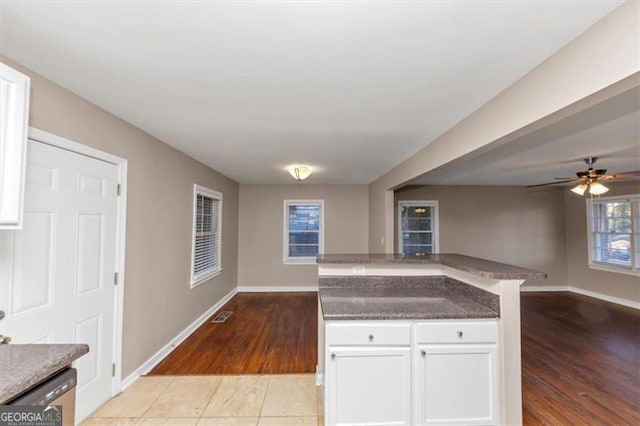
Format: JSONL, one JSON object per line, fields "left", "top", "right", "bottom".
{"left": 331, "top": 353, "right": 336, "bottom": 360}
{"left": 368, "top": 334, "right": 374, "bottom": 341}
{"left": 420, "top": 349, "right": 426, "bottom": 356}
{"left": 457, "top": 331, "right": 463, "bottom": 338}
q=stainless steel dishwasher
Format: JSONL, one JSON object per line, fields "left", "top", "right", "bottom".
{"left": 7, "top": 367, "right": 77, "bottom": 426}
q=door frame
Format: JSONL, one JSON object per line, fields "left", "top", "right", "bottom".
{"left": 28, "top": 127, "right": 128, "bottom": 396}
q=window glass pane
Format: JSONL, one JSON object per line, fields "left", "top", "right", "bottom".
{"left": 400, "top": 202, "right": 436, "bottom": 255}
{"left": 289, "top": 232, "right": 319, "bottom": 245}
{"left": 403, "top": 245, "right": 432, "bottom": 255}
{"left": 289, "top": 245, "right": 319, "bottom": 257}
{"left": 192, "top": 187, "right": 222, "bottom": 283}
{"left": 607, "top": 217, "right": 631, "bottom": 233}
{"left": 591, "top": 199, "right": 635, "bottom": 268}
{"left": 289, "top": 205, "right": 319, "bottom": 230}
{"left": 286, "top": 203, "right": 322, "bottom": 258}
{"left": 402, "top": 232, "right": 432, "bottom": 245}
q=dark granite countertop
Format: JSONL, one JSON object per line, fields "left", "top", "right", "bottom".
{"left": 0, "top": 344, "right": 89, "bottom": 403}
{"left": 317, "top": 253, "right": 547, "bottom": 280}
{"left": 319, "top": 275, "right": 500, "bottom": 320}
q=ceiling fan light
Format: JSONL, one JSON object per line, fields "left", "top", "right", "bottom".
{"left": 287, "top": 165, "right": 312, "bottom": 181}
{"left": 589, "top": 181, "right": 609, "bottom": 195}
{"left": 571, "top": 184, "right": 588, "bottom": 196}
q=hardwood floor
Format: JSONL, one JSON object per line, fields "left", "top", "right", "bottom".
{"left": 150, "top": 292, "right": 317, "bottom": 375}
{"left": 149, "top": 291, "right": 639, "bottom": 424}
{"left": 521, "top": 292, "right": 640, "bottom": 425}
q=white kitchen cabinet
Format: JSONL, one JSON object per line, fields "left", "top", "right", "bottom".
{"left": 323, "top": 319, "right": 499, "bottom": 426}
{"left": 326, "top": 347, "right": 412, "bottom": 426}
{"left": 415, "top": 321, "right": 498, "bottom": 425}
{"left": 0, "top": 62, "right": 30, "bottom": 229}
{"left": 325, "top": 322, "right": 412, "bottom": 426}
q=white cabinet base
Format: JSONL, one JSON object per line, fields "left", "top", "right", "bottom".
{"left": 326, "top": 347, "right": 412, "bottom": 426}
{"left": 416, "top": 344, "right": 498, "bottom": 425}
{"left": 323, "top": 319, "right": 499, "bottom": 426}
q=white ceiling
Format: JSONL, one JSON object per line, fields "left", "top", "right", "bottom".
{"left": 412, "top": 109, "right": 640, "bottom": 186}
{"left": 0, "top": 1, "right": 623, "bottom": 184}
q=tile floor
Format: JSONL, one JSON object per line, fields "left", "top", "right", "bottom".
{"left": 83, "top": 375, "right": 323, "bottom": 426}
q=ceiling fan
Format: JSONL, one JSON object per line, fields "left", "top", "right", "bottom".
{"left": 527, "top": 157, "right": 640, "bottom": 196}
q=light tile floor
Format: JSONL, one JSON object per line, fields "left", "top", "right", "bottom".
{"left": 82, "top": 375, "right": 323, "bottom": 426}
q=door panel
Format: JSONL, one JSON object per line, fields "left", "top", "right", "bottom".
{"left": 416, "top": 344, "right": 498, "bottom": 425}
{"left": 326, "top": 346, "right": 412, "bottom": 426}
{"left": 0, "top": 139, "right": 119, "bottom": 422}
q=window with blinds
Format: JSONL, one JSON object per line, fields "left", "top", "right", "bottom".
{"left": 398, "top": 201, "right": 439, "bottom": 255}
{"left": 284, "top": 200, "right": 324, "bottom": 264}
{"left": 191, "top": 185, "right": 222, "bottom": 287}
{"left": 588, "top": 195, "right": 639, "bottom": 275}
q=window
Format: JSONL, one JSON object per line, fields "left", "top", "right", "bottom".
{"left": 191, "top": 184, "right": 222, "bottom": 287}
{"left": 284, "top": 200, "right": 324, "bottom": 264}
{"left": 398, "top": 201, "right": 439, "bottom": 255}
{"left": 587, "top": 195, "right": 639, "bottom": 275}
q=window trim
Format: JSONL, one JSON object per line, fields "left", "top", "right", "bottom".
{"left": 397, "top": 200, "right": 439, "bottom": 255}
{"left": 191, "top": 184, "right": 223, "bottom": 288}
{"left": 586, "top": 194, "right": 639, "bottom": 277}
{"left": 283, "top": 199, "right": 324, "bottom": 265}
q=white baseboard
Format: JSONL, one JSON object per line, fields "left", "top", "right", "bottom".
{"left": 520, "top": 285, "right": 569, "bottom": 292}
{"left": 238, "top": 286, "right": 317, "bottom": 292}
{"left": 567, "top": 286, "right": 640, "bottom": 310}
{"left": 520, "top": 285, "right": 639, "bottom": 310}
{"left": 120, "top": 287, "right": 238, "bottom": 391}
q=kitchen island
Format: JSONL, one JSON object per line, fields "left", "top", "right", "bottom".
{"left": 317, "top": 253, "right": 544, "bottom": 426}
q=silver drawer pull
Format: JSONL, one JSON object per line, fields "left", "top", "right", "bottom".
{"left": 331, "top": 353, "right": 336, "bottom": 360}
{"left": 421, "top": 349, "right": 426, "bottom": 356}
{"left": 457, "top": 331, "right": 463, "bottom": 338}
{"left": 368, "top": 334, "right": 374, "bottom": 341}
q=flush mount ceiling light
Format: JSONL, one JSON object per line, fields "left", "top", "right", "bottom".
{"left": 287, "top": 165, "right": 312, "bottom": 181}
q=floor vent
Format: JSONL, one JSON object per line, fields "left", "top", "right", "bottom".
{"left": 211, "top": 311, "right": 232, "bottom": 323}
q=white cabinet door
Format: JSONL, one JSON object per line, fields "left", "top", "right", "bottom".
{"left": 326, "top": 346, "right": 411, "bottom": 426}
{"left": 416, "top": 344, "right": 498, "bottom": 425}
{"left": 0, "top": 62, "right": 30, "bottom": 228}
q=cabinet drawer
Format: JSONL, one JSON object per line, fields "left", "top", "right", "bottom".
{"left": 416, "top": 321, "right": 497, "bottom": 344}
{"left": 327, "top": 322, "right": 411, "bottom": 346}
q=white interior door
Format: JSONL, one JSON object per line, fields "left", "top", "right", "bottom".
{"left": 0, "top": 139, "right": 119, "bottom": 422}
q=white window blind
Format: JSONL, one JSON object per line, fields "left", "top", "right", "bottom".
{"left": 398, "top": 201, "right": 439, "bottom": 255}
{"left": 588, "top": 195, "right": 639, "bottom": 275}
{"left": 191, "top": 185, "right": 222, "bottom": 287}
{"left": 283, "top": 200, "right": 324, "bottom": 264}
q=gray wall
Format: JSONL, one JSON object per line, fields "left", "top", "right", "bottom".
{"left": 2, "top": 56, "right": 240, "bottom": 378}
{"left": 564, "top": 181, "right": 640, "bottom": 303}
{"left": 370, "top": 3, "right": 639, "bottom": 253}
{"left": 395, "top": 186, "right": 568, "bottom": 288}
{"left": 238, "top": 184, "right": 369, "bottom": 289}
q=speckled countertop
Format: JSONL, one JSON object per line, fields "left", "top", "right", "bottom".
{"left": 317, "top": 253, "right": 547, "bottom": 280}
{"left": 0, "top": 344, "right": 89, "bottom": 403}
{"left": 319, "top": 275, "right": 500, "bottom": 320}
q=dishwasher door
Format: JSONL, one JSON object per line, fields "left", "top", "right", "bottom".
{"left": 8, "top": 367, "right": 77, "bottom": 426}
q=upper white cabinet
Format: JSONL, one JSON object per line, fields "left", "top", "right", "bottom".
{"left": 0, "top": 62, "right": 30, "bottom": 229}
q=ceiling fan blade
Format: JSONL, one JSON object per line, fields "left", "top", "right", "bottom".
{"left": 527, "top": 179, "right": 581, "bottom": 188}
{"left": 601, "top": 171, "right": 640, "bottom": 181}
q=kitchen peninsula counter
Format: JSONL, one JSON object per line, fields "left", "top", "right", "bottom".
{"left": 317, "top": 253, "right": 545, "bottom": 425}
{"left": 317, "top": 253, "right": 546, "bottom": 280}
